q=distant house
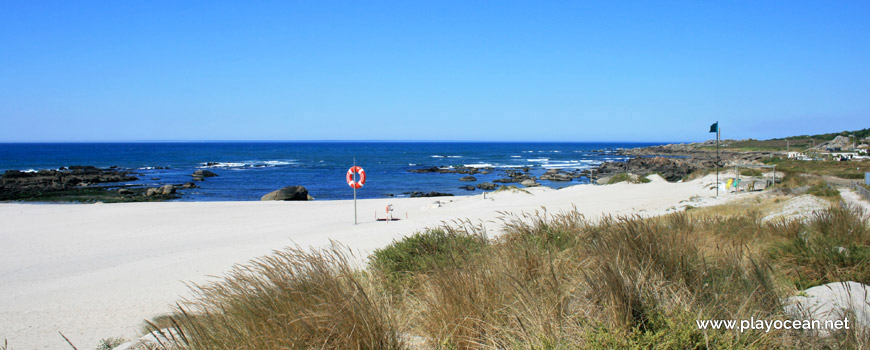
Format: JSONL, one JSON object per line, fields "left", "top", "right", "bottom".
{"left": 787, "top": 152, "right": 809, "bottom": 160}
{"left": 831, "top": 152, "right": 859, "bottom": 161}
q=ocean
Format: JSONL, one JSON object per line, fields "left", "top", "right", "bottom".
{"left": 0, "top": 142, "right": 665, "bottom": 201}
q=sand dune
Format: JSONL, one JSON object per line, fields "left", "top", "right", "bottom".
{"left": 0, "top": 175, "right": 749, "bottom": 349}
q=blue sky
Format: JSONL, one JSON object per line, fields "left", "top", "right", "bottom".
{"left": 0, "top": 1, "right": 867, "bottom": 142}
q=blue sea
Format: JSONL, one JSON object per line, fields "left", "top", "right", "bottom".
{"left": 0, "top": 142, "right": 665, "bottom": 201}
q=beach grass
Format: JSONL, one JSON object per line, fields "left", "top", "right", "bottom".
{"left": 143, "top": 199, "right": 869, "bottom": 349}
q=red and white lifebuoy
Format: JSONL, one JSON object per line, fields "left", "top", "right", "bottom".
{"left": 347, "top": 166, "right": 366, "bottom": 189}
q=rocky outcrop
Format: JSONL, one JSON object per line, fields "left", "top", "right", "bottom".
{"left": 459, "top": 176, "right": 477, "bottom": 182}
{"left": 192, "top": 170, "right": 218, "bottom": 178}
{"left": 539, "top": 173, "right": 572, "bottom": 181}
{"left": 409, "top": 191, "right": 454, "bottom": 198}
{"left": 409, "top": 166, "right": 493, "bottom": 175}
{"left": 521, "top": 179, "right": 541, "bottom": 187}
{"left": 784, "top": 281, "right": 870, "bottom": 334}
{"left": 459, "top": 185, "right": 476, "bottom": 191}
{"left": 261, "top": 186, "right": 310, "bottom": 201}
{"left": 476, "top": 183, "right": 499, "bottom": 190}
{"left": 0, "top": 167, "right": 139, "bottom": 201}
{"left": 596, "top": 156, "right": 700, "bottom": 182}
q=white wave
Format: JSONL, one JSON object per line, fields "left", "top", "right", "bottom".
{"left": 22, "top": 169, "right": 38, "bottom": 173}
{"left": 201, "top": 162, "right": 246, "bottom": 168}
{"left": 430, "top": 155, "right": 445, "bottom": 158}
{"left": 260, "top": 160, "right": 295, "bottom": 166}
{"left": 200, "top": 160, "right": 296, "bottom": 169}
{"left": 527, "top": 158, "right": 549, "bottom": 162}
{"left": 408, "top": 163, "right": 417, "bottom": 166}
{"left": 463, "top": 163, "right": 495, "bottom": 168}
{"left": 510, "top": 155, "right": 521, "bottom": 158}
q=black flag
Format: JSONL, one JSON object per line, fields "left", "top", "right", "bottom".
{"left": 709, "top": 122, "right": 718, "bottom": 133}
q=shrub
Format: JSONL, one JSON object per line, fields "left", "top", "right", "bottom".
{"left": 768, "top": 204, "right": 870, "bottom": 289}
{"left": 369, "top": 225, "right": 488, "bottom": 290}
{"left": 608, "top": 173, "right": 651, "bottom": 184}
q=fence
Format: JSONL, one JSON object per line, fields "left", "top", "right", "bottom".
{"left": 854, "top": 182, "right": 870, "bottom": 202}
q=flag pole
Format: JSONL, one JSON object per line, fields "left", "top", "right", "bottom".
{"left": 716, "top": 122, "right": 720, "bottom": 197}
{"left": 353, "top": 157, "right": 358, "bottom": 225}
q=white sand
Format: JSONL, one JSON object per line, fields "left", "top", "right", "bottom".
{"left": 0, "top": 175, "right": 749, "bottom": 349}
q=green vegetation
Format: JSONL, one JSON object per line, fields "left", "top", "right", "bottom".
{"left": 607, "top": 172, "right": 651, "bottom": 184}
{"left": 768, "top": 205, "right": 870, "bottom": 290}
{"left": 493, "top": 184, "right": 532, "bottom": 194}
{"left": 369, "top": 226, "right": 489, "bottom": 290}
{"left": 695, "top": 128, "right": 870, "bottom": 152}
{"left": 779, "top": 128, "right": 870, "bottom": 142}
{"left": 764, "top": 157, "right": 867, "bottom": 180}
{"left": 739, "top": 168, "right": 763, "bottom": 177}
{"left": 143, "top": 200, "right": 870, "bottom": 349}
{"left": 96, "top": 337, "right": 127, "bottom": 350}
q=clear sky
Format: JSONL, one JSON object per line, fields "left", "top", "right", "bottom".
{"left": 0, "top": 1, "right": 867, "bottom": 142}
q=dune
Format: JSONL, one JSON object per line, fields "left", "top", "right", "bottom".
{"left": 0, "top": 174, "right": 751, "bottom": 349}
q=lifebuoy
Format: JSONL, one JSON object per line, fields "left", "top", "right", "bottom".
{"left": 347, "top": 166, "right": 366, "bottom": 189}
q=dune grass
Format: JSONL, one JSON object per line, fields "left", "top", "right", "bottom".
{"left": 142, "top": 199, "right": 869, "bottom": 350}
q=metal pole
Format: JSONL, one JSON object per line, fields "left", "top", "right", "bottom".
{"left": 716, "top": 122, "right": 720, "bottom": 197}
{"left": 353, "top": 157, "right": 357, "bottom": 225}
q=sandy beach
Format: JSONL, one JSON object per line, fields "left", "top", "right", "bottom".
{"left": 1, "top": 175, "right": 749, "bottom": 349}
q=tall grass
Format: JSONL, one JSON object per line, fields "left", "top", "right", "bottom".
{"left": 146, "top": 201, "right": 869, "bottom": 349}
{"left": 147, "top": 243, "right": 403, "bottom": 350}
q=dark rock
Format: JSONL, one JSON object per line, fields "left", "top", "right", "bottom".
{"left": 261, "top": 186, "right": 310, "bottom": 201}
{"left": 192, "top": 170, "right": 218, "bottom": 178}
{"left": 596, "top": 156, "right": 698, "bottom": 182}
{"left": 182, "top": 182, "right": 197, "bottom": 189}
{"left": 118, "top": 188, "right": 132, "bottom": 195}
{"left": 161, "top": 185, "right": 176, "bottom": 195}
{"left": 540, "top": 173, "right": 572, "bottom": 181}
{"left": 521, "top": 179, "right": 541, "bottom": 187}
{"left": 0, "top": 166, "right": 139, "bottom": 201}
{"left": 459, "top": 185, "right": 476, "bottom": 191}
{"left": 409, "top": 191, "right": 454, "bottom": 198}
{"left": 459, "top": 176, "right": 477, "bottom": 182}
{"left": 192, "top": 176, "right": 204, "bottom": 181}
{"left": 476, "top": 183, "right": 499, "bottom": 190}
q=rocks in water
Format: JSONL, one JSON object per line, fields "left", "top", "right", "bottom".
{"left": 409, "top": 191, "right": 454, "bottom": 198}
{"left": 458, "top": 176, "right": 477, "bottom": 182}
{"left": 408, "top": 166, "right": 493, "bottom": 175}
{"left": 192, "top": 176, "right": 204, "bottom": 181}
{"left": 192, "top": 170, "right": 218, "bottom": 178}
{"left": 118, "top": 188, "right": 132, "bottom": 195}
{"left": 493, "top": 177, "right": 521, "bottom": 183}
{"left": 182, "top": 182, "right": 197, "bottom": 189}
{"left": 476, "top": 182, "right": 499, "bottom": 190}
{"left": 595, "top": 156, "right": 698, "bottom": 182}
{"left": 0, "top": 166, "right": 139, "bottom": 201}
{"left": 540, "top": 173, "right": 573, "bottom": 181}
{"left": 161, "top": 185, "right": 176, "bottom": 195}
{"left": 459, "top": 185, "right": 476, "bottom": 191}
{"left": 261, "top": 186, "right": 310, "bottom": 201}
{"left": 521, "top": 179, "right": 541, "bottom": 187}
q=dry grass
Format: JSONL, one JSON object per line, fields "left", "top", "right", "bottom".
{"left": 146, "top": 243, "right": 403, "bottom": 350}
{"left": 144, "top": 199, "right": 870, "bottom": 350}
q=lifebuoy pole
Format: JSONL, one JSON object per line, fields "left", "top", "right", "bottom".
{"left": 353, "top": 157, "right": 357, "bottom": 225}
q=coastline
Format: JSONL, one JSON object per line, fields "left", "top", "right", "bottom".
{"left": 0, "top": 174, "right": 750, "bottom": 349}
